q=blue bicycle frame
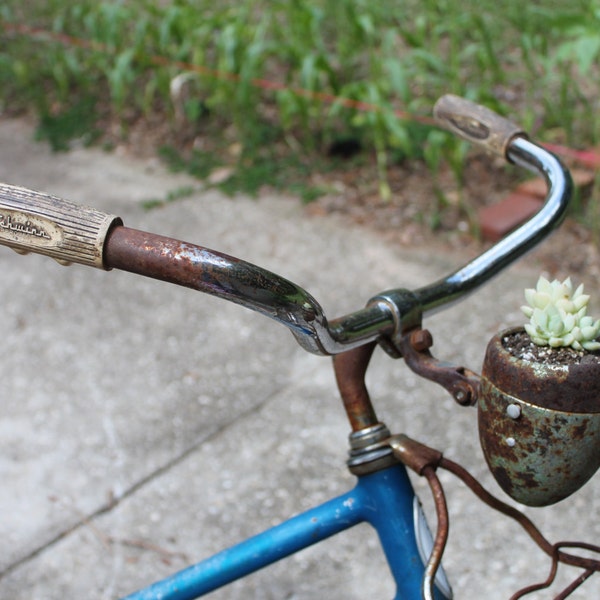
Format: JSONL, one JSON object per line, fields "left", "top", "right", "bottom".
{"left": 124, "top": 463, "right": 449, "bottom": 600}
{"left": 0, "top": 97, "right": 571, "bottom": 600}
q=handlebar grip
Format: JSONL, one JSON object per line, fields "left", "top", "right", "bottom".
{"left": 0, "top": 182, "right": 122, "bottom": 268}
{"left": 433, "top": 94, "right": 526, "bottom": 158}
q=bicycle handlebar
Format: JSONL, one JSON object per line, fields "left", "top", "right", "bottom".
{"left": 0, "top": 96, "right": 572, "bottom": 355}
{"left": 0, "top": 183, "right": 121, "bottom": 267}
{"left": 433, "top": 94, "right": 525, "bottom": 157}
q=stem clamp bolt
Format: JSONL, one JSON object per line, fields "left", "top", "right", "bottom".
{"left": 409, "top": 329, "right": 433, "bottom": 352}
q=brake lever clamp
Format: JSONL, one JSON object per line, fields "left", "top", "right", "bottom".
{"left": 396, "top": 328, "right": 481, "bottom": 407}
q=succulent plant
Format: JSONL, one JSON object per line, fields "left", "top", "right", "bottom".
{"left": 521, "top": 276, "right": 600, "bottom": 351}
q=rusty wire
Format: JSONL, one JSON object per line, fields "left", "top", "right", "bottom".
{"left": 421, "top": 466, "right": 450, "bottom": 600}
{"left": 554, "top": 565, "right": 595, "bottom": 599}
{"left": 439, "top": 456, "right": 600, "bottom": 598}
{"left": 509, "top": 546, "right": 595, "bottom": 600}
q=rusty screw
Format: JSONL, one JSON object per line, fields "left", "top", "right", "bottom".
{"left": 409, "top": 329, "right": 434, "bottom": 352}
{"left": 452, "top": 383, "right": 474, "bottom": 406}
{"left": 506, "top": 403, "right": 522, "bottom": 419}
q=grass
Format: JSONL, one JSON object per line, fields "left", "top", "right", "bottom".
{"left": 157, "top": 142, "right": 333, "bottom": 203}
{"left": 34, "top": 95, "right": 101, "bottom": 151}
{"left": 141, "top": 184, "right": 197, "bottom": 210}
{"left": 1, "top": 1, "right": 599, "bottom": 221}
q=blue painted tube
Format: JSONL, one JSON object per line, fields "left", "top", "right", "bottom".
{"left": 358, "top": 466, "right": 429, "bottom": 599}
{"left": 123, "top": 488, "right": 364, "bottom": 600}
{"left": 358, "top": 465, "right": 451, "bottom": 600}
{"left": 123, "top": 463, "right": 449, "bottom": 600}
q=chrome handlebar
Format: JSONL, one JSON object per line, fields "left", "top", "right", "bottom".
{"left": 103, "top": 135, "right": 572, "bottom": 355}
{"left": 305, "top": 137, "right": 571, "bottom": 354}
{"left": 0, "top": 98, "right": 572, "bottom": 355}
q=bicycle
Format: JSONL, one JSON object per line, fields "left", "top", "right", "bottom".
{"left": 0, "top": 96, "right": 599, "bottom": 599}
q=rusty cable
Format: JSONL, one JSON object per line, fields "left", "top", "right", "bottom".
{"left": 387, "top": 436, "right": 449, "bottom": 599}
{"left": 554, "top": 566, "right": 595, "bottom": 599}
{"left": 510, "top": 544, "right": 597, "bottom": 599}
{"left": 509, "top": 544, "right": 560, "bottom": 600}
{"left": 421, "top": 466, "right": 450, "bottom": 600}
{"left": 439, "top": 457, "right": 600, "bottom": 598}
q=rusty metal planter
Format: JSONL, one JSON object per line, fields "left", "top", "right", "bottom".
{"left": 479, "top": 327, "right": 600, "bottom": 506}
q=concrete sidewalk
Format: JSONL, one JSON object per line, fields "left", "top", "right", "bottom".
{"left": 0, "top": 118, "right": 598, "bottom": 599}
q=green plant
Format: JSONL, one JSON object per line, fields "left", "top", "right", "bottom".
{"left": 35, "top": 96, "right": 100, "bottom": 151}
{"left": 521, "top": 276, "right": 600, "bottom": 351}
{"left": 141, "top": 185, "right": 196, "bottom": 210}
{"left": 1, "top": 0, "right": 598, "bottom": 219}
{"left": 158, "top": 142, "right": 329, "bottom": 203}
{"left": 554, "top": 1, "right": 600, "bottom": 75}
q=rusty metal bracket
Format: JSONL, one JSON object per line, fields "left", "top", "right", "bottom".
{"left": 396, "top": 328, "right": 481, "bottom": 406}
{"left": 388, "top": 434, "right": 444, "bottom": 475}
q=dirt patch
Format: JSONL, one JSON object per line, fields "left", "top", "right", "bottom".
{"left": 503, "top": 330, "right": 600, "bottom": 366}
{"left": 304, "top": 151, "right": 600, "bottom": 288}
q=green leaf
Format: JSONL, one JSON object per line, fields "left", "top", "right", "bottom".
{"left": 573, "top": 34, "right": 600, "bottom": 73}
{"left": 356, "top": 14, "right": 375, "bottom": 38}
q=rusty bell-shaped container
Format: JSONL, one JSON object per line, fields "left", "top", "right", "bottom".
{"left": 478, "top": 328, "right": 600, "bottom": 506}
